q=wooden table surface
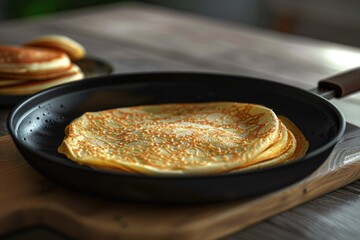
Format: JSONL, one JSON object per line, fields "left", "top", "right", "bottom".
{"left": 1, "top": 2, "right": 360, "bottom": 240}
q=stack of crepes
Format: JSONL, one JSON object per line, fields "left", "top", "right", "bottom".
{"left": 0, "top": 35, "right": 86, "bottom": 95}
{"left": 58, "top": 102, "right": 309, "bottom": 176}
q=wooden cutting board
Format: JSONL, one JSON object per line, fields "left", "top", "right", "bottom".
{"left": 1, "top": 124, "right": 360, "bottom": 240}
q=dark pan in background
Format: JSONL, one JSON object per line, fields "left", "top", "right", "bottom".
{"left": 7, "top": 69, "right": 360, "bottom": 203}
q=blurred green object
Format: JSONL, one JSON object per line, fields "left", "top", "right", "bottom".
{"left": 4, "top": 0, "right": 123, "bottom": 19}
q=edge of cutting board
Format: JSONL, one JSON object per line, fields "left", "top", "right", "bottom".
{"left": 1, "top": 124, "right": 360, "bottom": 240}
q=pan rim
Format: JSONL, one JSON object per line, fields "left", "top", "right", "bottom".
{"left": 7, "top": 71, "right": 346, "bottom": 179}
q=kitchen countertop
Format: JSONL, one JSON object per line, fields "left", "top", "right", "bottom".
{"left": 1, "top": 2, "right": 360, "bottom": 240}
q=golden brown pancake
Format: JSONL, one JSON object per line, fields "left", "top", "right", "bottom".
{"left": 58, "top": 102, "right": 282, "bottom": 175}
{"left": 0, "top": 64, "right": 83, "bottom": 95}
{"left": 0, "top": 45, "right": 70, "bottom": 73}
{"left": 24, "top": 35, "right": 86, "bottom": 61}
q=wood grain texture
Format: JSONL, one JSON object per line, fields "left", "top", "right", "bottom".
{"left": 2, "top": 3, "right": 360, "bottom": 89}
{"left": 35, "top": 3, "right": 360, "bottom": 87}
{"left": 229, "top": 183, "right": 360, "bottom": 240}
{"left": 1, "top": 124, "right": 360, "bottom": 240}
{"left": 1, "top": 3, "right": 360, "bottom": 240}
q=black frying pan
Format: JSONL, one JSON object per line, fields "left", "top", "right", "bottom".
{"left": 7, "top": 69, "right": 360, "bottom": 203}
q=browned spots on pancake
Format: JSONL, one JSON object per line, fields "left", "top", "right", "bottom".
{"left": 58, "top": 102, "right": 285, "bottom": 175}
{"left": 58, "top": 102, "right": 309, "bottom": 175}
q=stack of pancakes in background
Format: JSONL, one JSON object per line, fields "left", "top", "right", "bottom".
{"left": 0, "top": 35, "right": 86, "bottom": 95}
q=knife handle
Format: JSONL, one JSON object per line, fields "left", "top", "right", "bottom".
{"left": 318, "top": 67, "right": 360, "bottom": 98}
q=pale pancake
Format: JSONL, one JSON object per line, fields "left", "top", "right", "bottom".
{"left": 232, "top": 117, "right": 309, "bottom": 173}
{"left": 251, "top": 121, "right": 289, "bottom": 162}
{"left": 231, "top": 128, "right": 296, "bottom": 173}
{"left": 0, "top": 45, "right": 70, "bottom": 73}
{"left": 24, "top": 35, "right": 86, "bottom": 61}
{"left": 0, "top": 64, "right": 76, "bottom": 80}
{"left": 0, "top": 65, "right": 83, "bottom": 95}
{"left": 0, "top": 79, "right": 27, "bottom": 86}
{"left": 278, "top": 116, "right": 309, "bottom": 163}
{"left": 58, "top": 102, "right": 280, "bottom": 175}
